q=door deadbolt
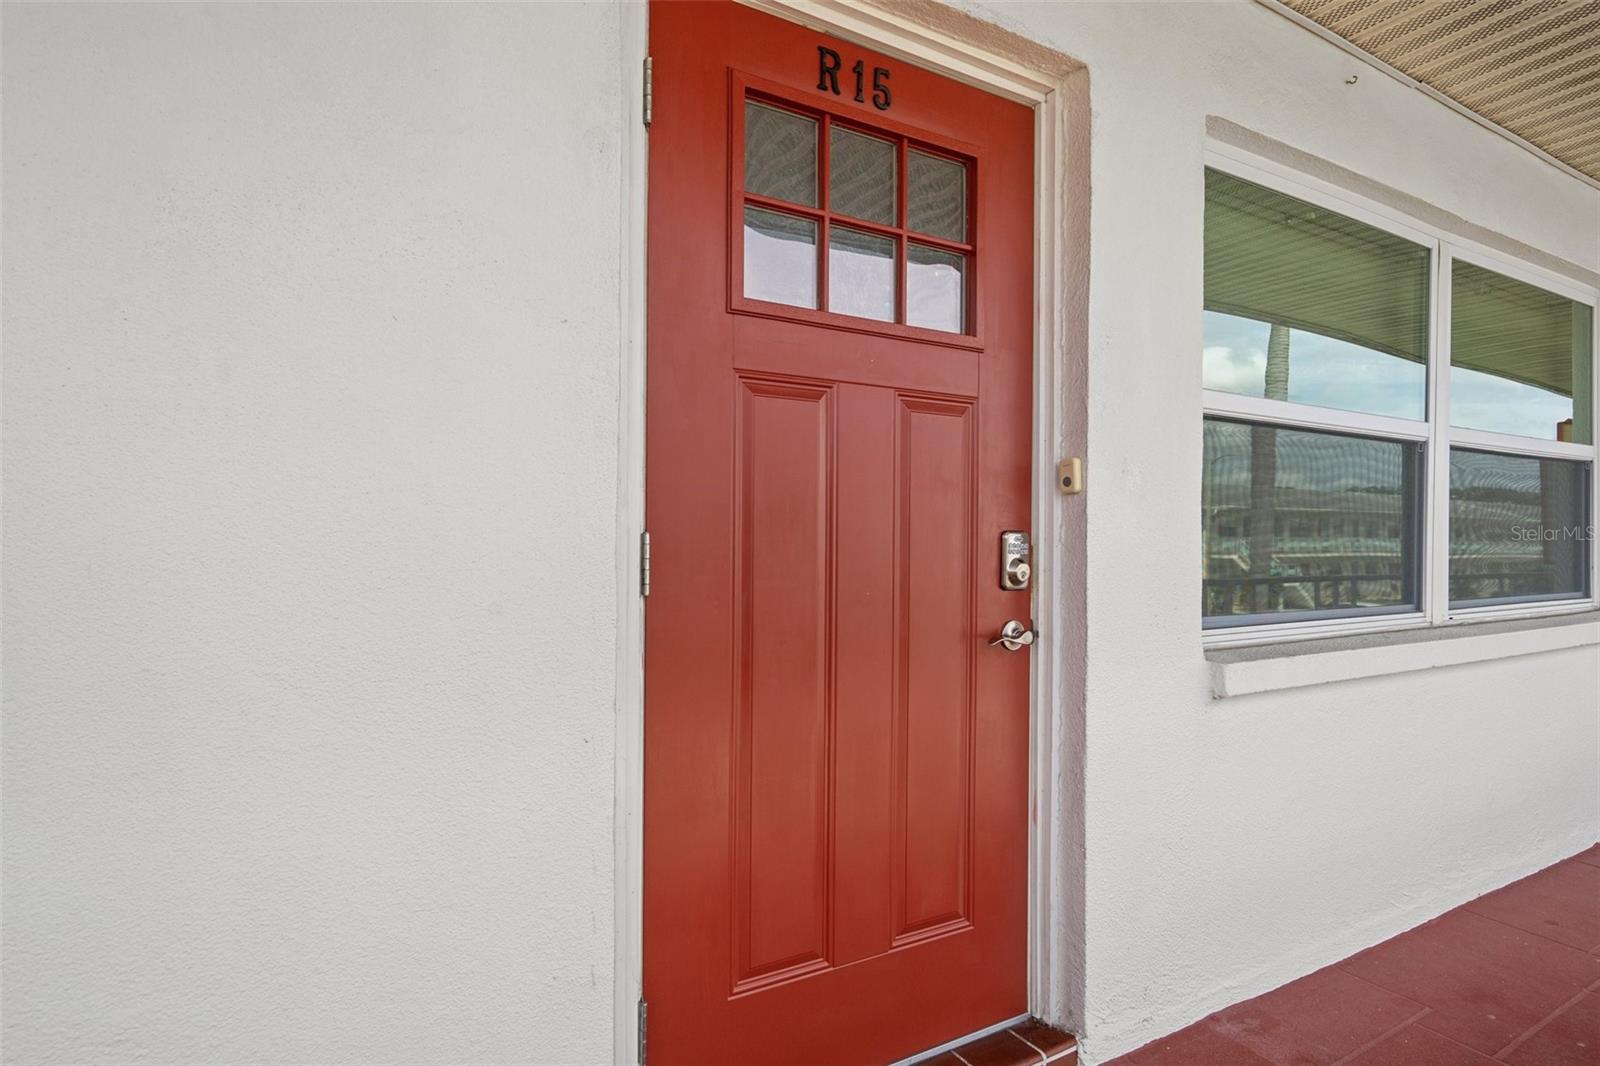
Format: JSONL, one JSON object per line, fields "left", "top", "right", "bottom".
{"left": 1000, "top": 531, "right": 1031, "bottom": 591}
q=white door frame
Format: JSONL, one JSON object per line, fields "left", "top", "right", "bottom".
{"left": 612, "top": 3, "right": 1088, "bottom": 1059}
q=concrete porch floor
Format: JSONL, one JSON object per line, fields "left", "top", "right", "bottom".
{"left": 1109, "top": 845, "right": 1600, "bottom": 1066}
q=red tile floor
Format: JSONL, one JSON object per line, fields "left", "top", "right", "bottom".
{"left": 1109, "top": 844, "right": 1600, "bottom": 1066}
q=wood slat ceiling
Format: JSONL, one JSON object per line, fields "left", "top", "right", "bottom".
{"left": 1278, "top": 0, "right": 1600, "bottom": 182}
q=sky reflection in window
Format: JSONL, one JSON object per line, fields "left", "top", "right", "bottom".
{"left": 1203, "top": 311, "right": 1427, "bottom": 421}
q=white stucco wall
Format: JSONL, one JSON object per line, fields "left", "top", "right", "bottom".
{"left": 4, "top": 2, "right": 1597, "bottom": 1065}
{"left": 954, "top": 2, "right": 1600, "bottom": 1062}
{"left": 3, "top": 3, "right": 624, "bottom": 1062}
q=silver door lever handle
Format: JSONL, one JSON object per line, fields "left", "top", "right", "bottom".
{"left": 989, "top": 620, "right": 1036, "bottom": 651}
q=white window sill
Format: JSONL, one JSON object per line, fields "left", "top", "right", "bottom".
{"left": 1207, "top": 611, "right": 1600, "bottom": 698}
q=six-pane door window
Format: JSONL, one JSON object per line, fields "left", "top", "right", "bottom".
{"left": 740, "top": 97, "right": 972, "bottom": 335}
{"left": 1202, "top": 165, "right": 1597, "bottom": 634}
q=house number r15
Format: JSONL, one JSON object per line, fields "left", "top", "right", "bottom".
{"left": 817, "top": 46, "right": 891, "bottom": 110}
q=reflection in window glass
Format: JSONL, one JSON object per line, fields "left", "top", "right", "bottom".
{"left": 744, "top": 102, "right": 817, "bottom": 207}
{"left": 1449, "top": 450, "right": 1590, "bottom": 606}
{"left": 1451, "top": 260, "right": 1594, "bottom": 444}
{"left": 743, "top": 207, "right": 817, "bottom": 309}
{"left": 1203, "top": 169, "right": 1430, "bottom": 420}
{"left": 1203, "top": 312, "right": 1427, "bottom": 421}
{"left": 908, "top": 150, "right": 966, "bottom": 242}
{"left": 906, "top": 244, "right": 964, "bottom": 333}
{"left": 830, "top": 127, "right": 896, "bottom": 226}
{"left": 828, "top": 227, "right": 895, "bottom": 322}
{"left": 1202, "top": 419, "right": 1423, "bottom": 625}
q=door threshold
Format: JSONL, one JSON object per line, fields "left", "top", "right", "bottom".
{"left": 893, "top": 1015, "right": 1078, "bottom": 1066}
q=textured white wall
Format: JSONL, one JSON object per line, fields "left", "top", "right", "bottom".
{"left": 953, "top": 2, "right": 1600, "bottom": 1062}
{"left": 2, "top": 3, "right": 623, "bottom": 1062}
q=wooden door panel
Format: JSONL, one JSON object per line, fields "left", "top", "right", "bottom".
{"left": 895, "top": 396, "right": 976, "bottom": 943}
{"left": 733, "top": 377, "right": 834, "bottom": 991}
{"left": 645, "top": 3, "right": 1035, "bottom": 1061}
{"left": 732, "top": 315, "right": 981, "bottom": 395}
{"left": 832, "top": 382, "right": 897, "bottom": 969}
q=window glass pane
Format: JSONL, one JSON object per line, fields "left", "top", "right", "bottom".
{"left": 830, "top": 127, "right": 895, "bottom": 226}
{"left": 1450, "top": 260, "right": 1594, "bottom": 444}
{"left": 907, "top": 244, "right": 964, "bottom": 333}
{"left": 828, "top": 227, "right": 895, "bottom": 322}
{"left": 1203, "top": 169, "right": 1430, "bottom": 420}
{"left": 1202, "top": 419, "right": 1423, "bottom": 626}
{"left": 744, "top": 207, "right": 817, "bottom": 309}
{"left": 744, "top": 101, "right": 817, "bottom": 207}
{"left": 908, "top": 150, "right": 966, "bottom": 242}
{"left": 1203, "top": 311, "right": 1427, "bottom": 421}
{"left": 1449, "top": 449, "right": 1590, "bottom": 606}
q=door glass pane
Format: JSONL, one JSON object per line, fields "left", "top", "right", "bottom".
{"left": 1450, "top": 449, "right": 1590, "bottom": 606}
{"left": 1451, "top": 260, "right": 1594, "bottom": 444}
{"left": 907, "top": 243, "right": 964, "bottom": 333}
{"left": 1202, "top": 419, "right": 1423, "bottom": 626}
{"left": 908, "top": 150, "right": 966, "bottom": 242}
{"left": 744, "top": 207, "right": 817, "bottom": 309}
{"left": 829, "top": 127, "right": 895, "bottom": 226}
{"left": 744, "top": 101, "right": 817, "bottom": 207}
{"left": 1203, "top": 169, "right": 1430, "bottom": 420}
{"left": 828, "top": 227, "right": 895, "bottom": 322}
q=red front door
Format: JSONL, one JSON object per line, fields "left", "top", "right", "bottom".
{"left": 644, "top": 4, "right": 1036, "bottom": 1062}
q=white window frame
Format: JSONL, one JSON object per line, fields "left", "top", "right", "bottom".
{"left": 1203, "top": 144, "right": 1600, "bottom": 649}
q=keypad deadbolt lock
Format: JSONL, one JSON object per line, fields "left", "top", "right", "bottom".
{"left": 1000, "top": 531, "right": 1031, "bottom": 591}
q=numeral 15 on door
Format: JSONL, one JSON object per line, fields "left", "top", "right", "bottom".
{"left": 817, "top": 46, "right": 892, "bottom": 110}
